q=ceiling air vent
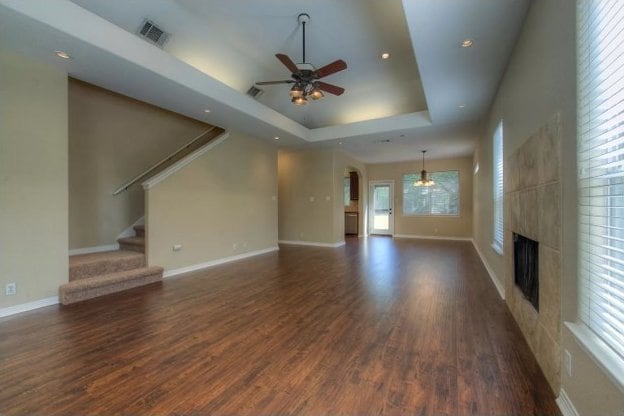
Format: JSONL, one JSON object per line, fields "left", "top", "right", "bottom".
{"left": 137, "top": 19, "right": 169, "bottom": 47}
{"left": 247, "top": 85, "right": 264, "bottom": 99}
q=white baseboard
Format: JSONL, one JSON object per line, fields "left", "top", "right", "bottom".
{"left": 69, "top": 244, "right": 119, "bottom": 256}
{"left": 278, "top": 240, "right": 346, "bottom": 248}
{"left": 0, "top": 296, "right": 59, "bottom": 318}
{"left": 471, "top": 239, "right": 505, "bottom": 299}
{"left": 394, "top": 234, "right": 473, "bottom": 241}
{"left": 164, "top": 246, "right": 279, "bottom": 278}
{"left": 556, "top": 389, "right": 579, "bottom": 416}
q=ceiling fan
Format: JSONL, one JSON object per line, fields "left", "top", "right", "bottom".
{"left": 256, "top": 13, "right": 347, "bottom": 106}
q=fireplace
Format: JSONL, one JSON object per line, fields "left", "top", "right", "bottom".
{"left": 513, "top": 233, "right": 539, "bottom": 311}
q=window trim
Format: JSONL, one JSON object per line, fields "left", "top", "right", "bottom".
{"left": 401, "top": 170, "right": 461, "bottom": 217}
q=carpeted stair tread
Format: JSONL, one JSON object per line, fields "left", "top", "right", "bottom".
{"left": 60, "top": 266, "right": 164, "bottom": 305}
{"left": 69, "top": 250, "right": 145, "bottom": 281}
{"left": 117, "top": 236, "right": 145, "bottom": 253}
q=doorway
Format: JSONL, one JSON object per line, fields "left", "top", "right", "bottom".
{"left": 369, "top": 181, "right": 394, "bottom": 235}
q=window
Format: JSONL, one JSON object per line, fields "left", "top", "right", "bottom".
{"left": 403, "top": 171, "right": 459, "bottom": 216}
{"left": 577, "top": 0, "right": 624, "bottom": 366}
{"left": 344, "top": 177, "right": 350, "bottom": 206}
{"left": 492, "top": 121, "right": 504, "bottom": 254}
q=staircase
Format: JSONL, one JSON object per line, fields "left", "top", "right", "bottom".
{"left": 60, "top": 225, "right": 163, "bottom": 305}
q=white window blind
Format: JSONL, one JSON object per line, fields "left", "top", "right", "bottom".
{"left": 492, "top": 121, "right": 504, "bottom": 254}
{"left": 578, "top": 0, "right": 624, "bottom": 360}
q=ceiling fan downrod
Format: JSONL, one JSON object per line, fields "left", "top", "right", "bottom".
{"left": 298, "top": 13, "right": 310, "bottom": 64}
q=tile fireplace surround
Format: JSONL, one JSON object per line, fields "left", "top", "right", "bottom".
{"left": 504, "top": 113, "right": 562, "bottom": 392}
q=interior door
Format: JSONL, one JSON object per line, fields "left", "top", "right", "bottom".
{"left": 369, "top": 181, "right": 394, "bottom": 235}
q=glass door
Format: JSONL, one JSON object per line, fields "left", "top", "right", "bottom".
{"left": 369, "top": 181, "right": 394, "bottom": 235}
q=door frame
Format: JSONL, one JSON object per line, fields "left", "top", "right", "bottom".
{"left": 368, "top": 180, "right": 394, "bottom": 236}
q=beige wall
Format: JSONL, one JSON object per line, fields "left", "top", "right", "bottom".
{"left": 367, "top": 157, "right": 473, "bottom": 238}
{"left": 0, "top": 49, "right": 68, "bottom": 307}
{"left": 69, "top": 79, "right": 211, "bottom": 249}
{"left": 146, "top": 131, "right": 278, "bottom": 271}
{"left": 278, "top": 149, "right": 336, "bottom": 244}
{"left": 473, "top": 0, "right": 624, "bottom": 412}
{"left": 333, "top": 151, "right": 368, "bottom": 241}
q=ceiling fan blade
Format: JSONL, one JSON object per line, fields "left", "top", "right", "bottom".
{"left": 316, "top": 81, "right": 345, "bottom": 96}
{"left": 314, "top": 59, "right": 347, "bottom": 79}
{"left": 275, "top": 53, "right": 299, "bottom": 74}
{"left": 255, "top": 80, "right": 295, "bottom": 85}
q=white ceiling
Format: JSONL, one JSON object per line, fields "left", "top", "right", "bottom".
{"left": 70, "top": 0, "right": 428, "bottom": 130}
{"left": 0, "top": 0, "right": 531, "bottom": 163}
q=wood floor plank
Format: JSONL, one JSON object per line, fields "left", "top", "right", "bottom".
{"left": 0, "top": 237, "right": 560, "bottom": 415}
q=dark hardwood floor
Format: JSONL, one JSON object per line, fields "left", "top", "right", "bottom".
{"left": 0, "top": 237, "right": 560, "bottom": 415}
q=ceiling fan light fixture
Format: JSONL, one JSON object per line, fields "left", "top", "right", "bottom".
{"left": 310, "top": 86, "right": 324, "bottom": 100}
{"left": 292, "top": 96, "right": 307, "bottom": 106}
{"left": 289, "top": 85, "right": 304, "bottom": 98}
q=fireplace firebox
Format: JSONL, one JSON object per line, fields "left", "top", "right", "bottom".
{"left": 513, "top": 233, "right": 539, "bottom": 311}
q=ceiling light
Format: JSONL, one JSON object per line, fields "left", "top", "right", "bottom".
{"left": 274, "top": 136, "right": 280, "bottom": 140}
{"left": 458, "top": 104, "right": 466, "bottom": 109}
{"left": 203, "top": 109, "right": 211, "bottom": 113}
{"left": 381, "top": 52, "right": 391, "bottom": 60}
{"left": 292, "top": 96, "right": 307, "bottom": 106}
{"left": 461, "top": 39, "right": 474, "bottom": 48}
{"left": 310, "top": 86, "right": 324, "bottom": 100}
{"left": 289, "top": 85, "right": 304, "bottom": 98}
{"left": 54, "top": 50, "right": 71, "bottom": 59}
{"left": 414, "top": 150, "right": 435, "bottom": 187}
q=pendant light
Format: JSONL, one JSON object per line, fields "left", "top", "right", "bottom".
{"left": 414, "top": 150, "right": 434, "bottom": 187}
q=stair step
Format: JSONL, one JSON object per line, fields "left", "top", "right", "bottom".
{"left": 133, "top": 224, "right": 145, "bottom": 238}
{"left": 60, "top": 266, "right": 164, "bottom": 305}
{"left": 69, "top": 250, "right": 145, "bottom": 281}
{"left": 118, "top": 236, "right": 145, "bottom": 253}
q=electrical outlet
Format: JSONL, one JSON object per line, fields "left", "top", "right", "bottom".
{"left": 172, "top": 244, "right": 182, "bottom": 252}
{"left": 243, "top": 242, "right": 247, "bottom": 248}
{"left": 233, "top": 243, "right": 237, "bottom": 251}
{"left": 564, "top": 349, "right": 572, "bottom": 377}
{"left": 5, "top": 282, "right": 16, "bottom": 296}
{"left": 309, "top": 196, "right": 315, "bottom": 202}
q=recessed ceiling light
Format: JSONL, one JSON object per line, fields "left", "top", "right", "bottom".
{"left": 459, "top": 104, "right": 466, "bottom": 108}
{"left": 274, "top": 136, "right": 280, "bottom": 140}
{"left": 381, "top": 52, "right": 391, "bottom": 60}
{"left": 203, "top": 109, "right": 211, "bottom": 113}
{"left": 461, "top": 39, "right": 474, "bottom": 48}
{"left": 54, "top": 50, "right": 71, "bottom": 59}
{"left": 339, "top": 141, "right": 343, "bottom": 145}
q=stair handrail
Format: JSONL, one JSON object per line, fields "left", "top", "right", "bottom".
{"left": 113, "top": 127, "right": 218, "bottom": 195}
